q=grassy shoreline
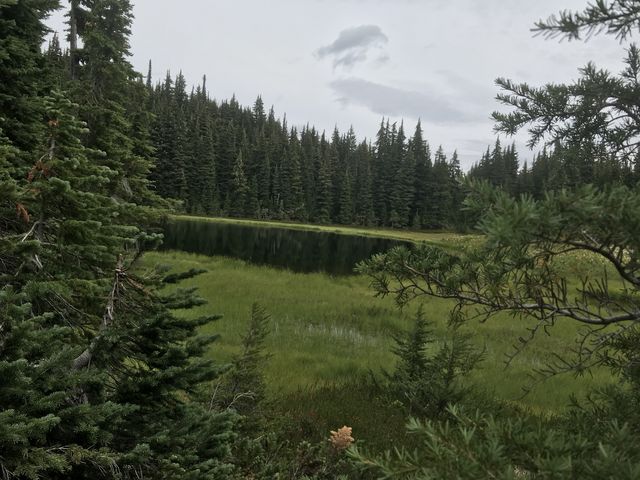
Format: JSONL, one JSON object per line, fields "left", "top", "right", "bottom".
{"left": 170, "top": 214, "right": 477, "bottom": 245}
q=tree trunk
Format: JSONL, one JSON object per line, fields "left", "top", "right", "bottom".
{"left": 69, "top": 0, "right": 80, "bottom": 79}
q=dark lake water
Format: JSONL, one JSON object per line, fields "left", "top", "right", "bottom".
{"left": 162, "top": 219, "right": 411, "bottom": 275}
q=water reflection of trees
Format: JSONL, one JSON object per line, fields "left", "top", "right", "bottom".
{"left": 162, "top": 220, "right": 410, "bottom": 275}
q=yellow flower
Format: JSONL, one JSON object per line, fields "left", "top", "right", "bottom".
{"left": 328, "top": 426, "right": 354, "bottom": 451}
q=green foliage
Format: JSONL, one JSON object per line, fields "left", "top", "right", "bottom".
{"left": 203, "top": 304, "right": 363, "bottom": 479}
{"left": 228, "top": 151, "right": 250, "bottom": 217}
{"left": 533, "top": 0, "right": 640, "bottom": 41}
{"left": 493, "top": 43, "right": 640, "bottom": 178}
{"left": 0, "top": 0, "right": 58, "bottom": 150}
{"left": 143, "top": 53, "right": 639, "bottom": 231}
{"left": 0, "top": 2, "right": 237, "bottom": 478}
{"left": 384, "top": 307, "right": 483, "bottom": 417}
{"left": 468, "top": 140, "right": 519, "bottom": 194}
{"left": 149, "top": 249, "right": 609, "bottom": 410}
{"left": 209, "top": 303, "right": 270, "bottom": 416}
{"left": 7, "top": 0, "right": 640, "bottom": 477}
{"left": 242, "top": 436, "right": 357, "bottom": 480}
{"left": 349, "top": 404, "right": 640, "bottom": 479}
{"left": 69, "top": 0, "right": 158, "bottom": 206}
{"left": 354, "top": 2, "right": 640, "bottom": 478}
{"left": 360, "top": 183, "right": 640, "bottom": 379}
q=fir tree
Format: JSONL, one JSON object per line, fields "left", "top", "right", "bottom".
{"left": 338, "top": 168, "right": 354, "bottom": 224}
{"left": 354, "top": 141, "right": 375, "bottom": 226}
{"left": 229, "top": 150, "right": 249, "bottom": 217}
{"left": 71, "top": 0, "right": 155, "bottom": 205}
{"left": 281, "top": 129, "right": 305, "bottom": 219}
{"left": 1, "top": 3, "right": 237, "bottom": 477}
{"left": 0, "top": 0, "right": 57, "bottom": 150}
{"left": 314, "top": 134, "right": 332, "bottom": 224}
{"left": 385, "top": 307, "right": 481, "bottom": 417}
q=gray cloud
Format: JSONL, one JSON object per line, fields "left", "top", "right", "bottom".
{"left": 333, "top": 49, "right": 367, "bottom": 68}
{"left": 330, "top": 77, "right": 484, "bottom": 123}
{"left": 375, "top": 53, "right": 390, "bottom": 65}
{"left": 316, "top": 25, "right": 388, "bottom": 68}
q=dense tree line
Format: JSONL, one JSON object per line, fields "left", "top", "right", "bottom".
{"left": 145, "top": 73, "right": 467, "bottom": 229}
{"left": 43, "top": 34, "right": 640, "bottom": 233}
{"left": 147, "top": 72, "right": 638, "bottom": 230}
{"left": 469, "top": 138, "right": 639, "bottom": 198}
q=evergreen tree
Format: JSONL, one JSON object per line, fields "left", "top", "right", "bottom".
{"left": 0, "top": 0, "right": 57, "bottom": 151}
{"left": 144, "top": 73, "right": 480, "bottom": 229}
{"left": 281, "top": 129, "right": 305, "bottom": 219}
{"left": 70, "top": 0, "right": 155, "bottom": 205}
{"left": 1, "top": 3, "right": 237, "bottom": 477}
{"left": 354, "top": 141, "right": 375, "bottom": 226}
{"left": 252, "top": 95, "right": 266, "bottom": 133}
{"left": 300, "top": 126, "right": 318, "bottom": 221}
{"left": 253, "top": 128, "right": 271, "bottom": 214}
{"left": 372, "top": 120, "right": 390, "bottom": 224}
{"left": 384, "top": 307, "right": 481, "bottom": 417}
{"left": 211, "top": 304, "right": 270, "bottom": 416}
{"left": 314, "top": 134, "right": 332, "bottom": 224}
{"left": 338, "top": 168, "right": 354, "bottom": 224}
{"left": 425, "top": 146, "right": 451, "bottom": 228}
{"left": 387, "top": 124, "right": 407, "bottom": 227}
{"left": 447, "top": 150, "right": 468, "bottom": 229}
{"left": 229, "top": 150, "right": 249, "bottom": 217}
{"left": 216, "top": 119, "right": 237, "bottom": 209}
{"left": 410, "top": 120, "right": 430, "bottom": 228}
{"left": 196, "top": 114, "right": 220, "bottom": 215}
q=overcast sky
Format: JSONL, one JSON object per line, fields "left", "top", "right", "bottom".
{"left": 47, "top": 0, "right": 627, "bottom": 169}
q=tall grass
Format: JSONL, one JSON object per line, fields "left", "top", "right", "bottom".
{"left": 143, "top": 251, "right": 612, "bottom": 413}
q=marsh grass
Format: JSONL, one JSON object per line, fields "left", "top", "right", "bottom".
{"left": 144, "top": 251, "right": 613, "bottom": 415}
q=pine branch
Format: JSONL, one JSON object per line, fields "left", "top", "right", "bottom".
{"left": 71, "top": 254, "right": 125, "bottom": 371}
{"left": 534, "top": 0, "right": 640, "bottom": 41}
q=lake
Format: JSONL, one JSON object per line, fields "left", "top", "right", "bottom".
{"left": 162, "top": 219, "right": 411, "bottom": 275}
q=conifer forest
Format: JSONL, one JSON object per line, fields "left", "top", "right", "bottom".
{"left": 2, "top": 1, "right": 640, "bottom": 479}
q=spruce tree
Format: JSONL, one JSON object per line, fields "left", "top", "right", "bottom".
{"left": 425, "top": 146, "right": 452, "bottom": 228}
{"left": 338, "top": 169, "right": 354, "bottom": 224}
{"left": 143, "top": 71, "right": 475, "bottom": 229}
{"left": 1, "top": 3, "right": 238, "bottom": 477}
{"left": 300, "top": 126, "right": 318, "bottom": 221}
{"left": 281, "top": 129, "right": 305, "bottom": 219}
{"left": 410, "top": 120, "right": 430, "bottom": 228}
{"left": 70, "top": 0, "right": 156, "bottom": 206}
{"left": 389, "top": 124, "right": 414, "bottom": 228}
{"left": 354, "top": 141, "right": 375, "bottom": 226}
{"left": 372, "top": 119, "right": 390, "bottom": 224}
{"left": 228, "top": 150, "right": 249, "bottom": 217}
{"left": 216, "top": 119, "right": 237, "bottom": 209}
{"left": 252, "top": 128, "right": 270, "bottom": 213}
{"left": 0, "top": 0, "right": 58, "bottom": 151}
{"left": 314, "top": 134, "right": 333, "bottom": 224}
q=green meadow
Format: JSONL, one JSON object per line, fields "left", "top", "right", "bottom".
{"left": 144, "top": 247, "right": 612, "bottom": 415}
